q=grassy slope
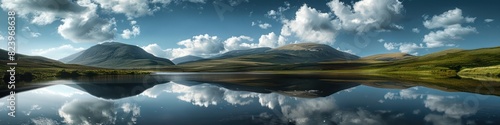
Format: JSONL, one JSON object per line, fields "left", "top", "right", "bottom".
{"left": 0, "top": 50, "right": 155, "bottom": 80}
{"left": 364, "top": 47, "right": 500, "bottom": 75}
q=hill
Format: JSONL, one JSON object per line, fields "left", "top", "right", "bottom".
{"left": 211, "top": 47, "right": 271, "bottom": 59}
{"left": 172, "top": 55, "right": 204, "bottom": 64}
{"left": 66, "top": 42, "right": 174, "bottom": 69}
{"left": 177, "top": 43, "right": 360, "bottom": 71}
{"left": 361, "top": 53, "right": 414, "bottom": 61}
{"left": 59, "top": 50, "right": 84, "bottom": 63}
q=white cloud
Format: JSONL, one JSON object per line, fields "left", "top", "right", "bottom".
{"left": 168, "top": 34, "right": 224, "bottom": 58}
{"left": 141, "top": 43, "right": 168, "bottom": 58}
{"left": 424, "top": 95, "right": 478, "bottom": 119}
{"left": 281, "top": 4, "right": 340, "bottom": 44}
{"left": 258, "top": 23, "right": 272, "bottom": 29}
{"left": 223, "top": 35, "right": 257, "bottom": 51}
{"left": 59, "top": 99, "right": 117, "bottom": 125}
{"left": 2, "top": 0, "right": 117, "bottom": 43}
{"left": 398, "top": 43, "right": 423, "bottom": 54}
{"left": 265, "top": 2, "right": 290, "bottom": 21}
{"left": 121, "top": 25, "right": 140, "bottom": 39}
{"left": 465, "top": 17, "right": 476, "bottom": 23}
{"left": 423, "top": 8, "right": 474, "bottom": 29}
{"left": 383, "top": 42, "right": 399, "bottom": 50}
{"left": 258, "top": 32, "right": 286, "bottom": 48}
{"left": 31, "top": 44, "right": 85, "bottom": 60}
{"left": 377, "top": 39, "right": 385, "bottom": 43}
{"left": 120, "top": 103, "right": 141, "bottom": 125}
{"left": 94, "top": 0, "right": 154, "bottom": 19}
{"left": 142, "top": 34, "right": 261, "bottom": 59}
{"left": 484, "top": 19, "right": 494, "bottom": 23}
{"left": 327, "top": 0, "right": 404, "bottom": 33}
{"left": 31, "top": 117, "right": 60, "bottom": 125}
{"left": 423, "top": 24, "right": 477, "bottom": 48}
{"left": 412, "top": 28, "right": 420, "bottom": 33}
{"left": 22, "top": 27, "right": 42, "bottom": 38}
{"left": 58, "top": 99, "right": 141, "bottom": 125}
{"left": 383, "top": 42, "right": 422, "bottom": 54}
{"left": 391, "top": 24, "right": 404, "bottom": 30}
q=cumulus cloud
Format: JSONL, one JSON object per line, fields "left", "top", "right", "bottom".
{"left": 167, "top": 34, "right": 224, "bottom": 58}
{"left": 259, "top": 23, "right": 272, "bottom": 29}
{"left": 398, "top": 43, "right": 423, "bottom": 54}
{"left": 141, "top": 43, "right": 168, "bottom": 58}
{"left": 383, "top": 42, "right": 399, "bottom": 50}
{"left": 223, "top": 35, "right": 257, "bottom": 51}
{"left": 423, "top": 8, "right": 474, "bottom": 29}
{"left": 327, "top": 0, "right": 404, "bottom": 33}
{"left": 423, "top": 24, "right": 477, "bottom": 48}
{"left": 412, "top": 28, "right": 420, "bottom": 33}
{"left": 258, "top": 32, "right": 286, "bottom": 48}
{"left": 31, "top": 44, "right": 85, "bottom": 60}
{"left": 94, "top": 0, "right": 153, "bottom": 19}
{"left": 281, "top": 4, "right": 340, "bottom": 44}
{"left": 121, "top": 25, "right": 141, "bottom": 39}
{"left": 484, "top": 19, "right": 494, "bottom": 23}
{"left": 2, "top": 0, "right": 117, "bottom": 43}
{"left": 383, "top": 42, "right": 423, "bottom": 54}
{"left": 252, "top": 21, "right": 273, "bottom": 29}
{"left": 142, "top": 34, "right": 261, "bottom": 59}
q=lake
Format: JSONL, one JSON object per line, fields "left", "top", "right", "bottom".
{"left": 1, "top": 73, "right": 500, "bottom": 125}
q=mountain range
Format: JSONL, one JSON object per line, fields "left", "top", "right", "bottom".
{"left": 3, "top": 42, "right": 499, "bottom": 77}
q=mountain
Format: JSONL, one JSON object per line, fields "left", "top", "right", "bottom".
{"left": 211, "top": 47, "right": 271, "bottom": 59}
{"left": 1, "top": 49, "right": 73, "bottom": 68}
{"left": 176, "top": 43, "right": 361, "bottom": 71}
{"left": 172, "top": 55, "right": 204, "bottom": 64}
{"left": 66, "top": 42, "right": 174, "bottom": 69}
{"left": 257, "top": 43, "right": 360, "bottom": 63}
{"left": 361, "top": 53, "right": 414, "bottom": 61}
{"left": 376, "top": 47, "right": 500, "bottom": 73}
{"left": 59, "top": 50, "right": 84, "bottom": 63}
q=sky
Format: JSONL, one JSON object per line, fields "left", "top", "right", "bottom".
{"left": 0, "top": 0, "right": 499, "bottom": 60}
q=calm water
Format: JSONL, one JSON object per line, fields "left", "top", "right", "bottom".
{"left": 1, "top": 73, "right": 500, "bottom": 125}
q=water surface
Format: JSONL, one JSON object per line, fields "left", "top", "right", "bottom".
{"left": 1, "top": 73, "right": 500, "bottom": 125}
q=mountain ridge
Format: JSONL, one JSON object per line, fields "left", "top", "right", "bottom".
{"left": 65, "top": 42, "right": 175, "bottom": 69}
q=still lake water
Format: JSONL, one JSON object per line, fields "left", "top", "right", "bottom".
{"left": 1, "top": 73, "right": 500, "bottom": 125}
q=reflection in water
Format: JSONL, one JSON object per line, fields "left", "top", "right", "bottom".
{"left": 1, "top": 74, "right": 500, "bottom": 125}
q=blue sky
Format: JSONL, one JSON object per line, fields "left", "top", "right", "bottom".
{"left": 0, "top": 0, "right": 499, "bottom": 60}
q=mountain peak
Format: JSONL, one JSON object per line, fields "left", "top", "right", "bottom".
{"left": 66, "top": 42, "right": 174, "bottom": 68}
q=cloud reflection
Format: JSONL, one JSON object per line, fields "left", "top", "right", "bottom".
{"left": 142, "top": 81, "right": 390, "bottom": 125}
{"left": 58, "top": 99, "right": 141, "bottom": 125}
{"left": 382, "top": 87, "right": 480, "bottom": 125}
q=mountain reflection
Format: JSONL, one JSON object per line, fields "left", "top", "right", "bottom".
{"left": 1, "top": 74, "right": 500, "bottom": 125}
